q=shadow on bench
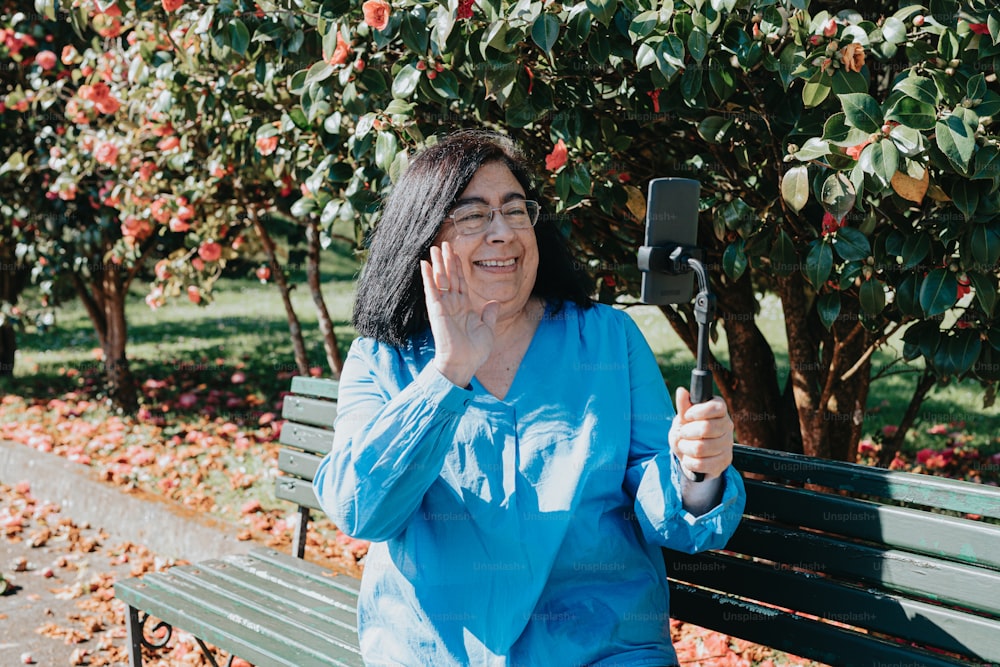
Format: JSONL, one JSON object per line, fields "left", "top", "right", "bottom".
{"left": 116, "top": 377, "right": 1000, "bottom": 667}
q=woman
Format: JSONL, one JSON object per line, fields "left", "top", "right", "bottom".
{"left": 313, "top": 130, "right": 746, "bottom": 666}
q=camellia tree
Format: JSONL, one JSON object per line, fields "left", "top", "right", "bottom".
{"left": 11, "top": 0, "right": 1000, "bottom": 462}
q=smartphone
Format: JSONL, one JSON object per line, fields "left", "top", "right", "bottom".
{"left": 639, "top": 178, "right": 699, "bottom": 305}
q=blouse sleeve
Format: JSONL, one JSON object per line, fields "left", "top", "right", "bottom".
{"left": 312, "top": 338, "right": 472, "bottom": 542}
{"left": 620, "top": 316, "right": 746, "bottom": 554}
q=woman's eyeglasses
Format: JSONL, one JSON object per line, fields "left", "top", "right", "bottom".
{"left": 445, "top": 200, "right": 540, "bottom": 236}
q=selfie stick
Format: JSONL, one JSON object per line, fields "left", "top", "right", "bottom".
{"left": 636, "top": 244, "right": 717, "bottom": 482}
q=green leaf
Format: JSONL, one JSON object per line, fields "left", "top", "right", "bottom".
{"left": 303, "top": 60, "right": 335, "bottom": 88}
{"left": 629, "top": 10, "right": 659, "bottom": 42}
{"left": 391, "top": 63, "right": 422, "bottom": 99}
{"left": 861, "top": 141, "right": 899, "bottom": 188}
{"left": 973, "top": 145, "right": 1000, "bottom": 181}
{"left": 770, "top": 230, "right": 797, "bottom": 277}
{"left": 400, "top": 7, "right": 429, "bottom": 53}
{"left": 722, "top": 240, "right": 747, "bottom": 280}
{"left": 833, "top": 227, "right": 870, "bottom": 261}
{"left": 937, "top": 332, "right": 981, "bottom": 377}
{"left": 860, "top": 278, "right": 886, "bottom": 315}
{"left": 882, "top": 16, "right": 907, "bottom": 44}
{"left": 894, "top": 74, "right": 939, "bottom": 105}
{"left": 568, "top": 164, "right": 591, "bottom": 195}
{"left": 817, "top": 292, "right": 841, "bottom": 330}
{"left": 781, "top": 165, "right": 810, "bottom": 213}
{"left": 885, "top": 97, "right": 937, "bottom": 130}
{"left": 888, "top": 125, "right": 924, "bottom": 156}
{"left": 688, "top": 28, "right": 708, "bottom": 63}
{"left": 793, "top": 138, "right": 831, "bottom": 161}
{"left": 697, "top": 116, "right": 733, "bottom": 144}
{"left": 708, "top": 62, "right": 735, "bottom": 101}
{"left": 919, "top": 268, "right": 958, "bottom": 317}
{"left": 830, "top": 70, "right": 867, "bottom": 95}
{"left": 967, "top": 73, "right": 987, "bottom": 102}
{"left": 896, "top": 274, "right": 922, "bottom": 317}
{"left": 229, "top": 19, "right": 251, "bottom": 55}
{"left": 820, "top": 172, "right": 856, "bottom": 221}
{"left": 565, "top": 7, "right": 592, "bottom": 47}
{"left": 429, "top": 70, "right": 460, "bottom": 99}
{"left": 585, "top": 0, "right": 617, "bottom": 25}
{"left": 655, "top": 35, "right": 685, "bottom": 79}
{"left": 967, "top": 224, "right": 1000, "bottom": 271}
{"left": 375, "top": 131, "right": 398, "bottom": 169}
{"left": 935, "top": 114, "right": 976, "bottom": 171}
{"left": 823, "top": 113, "right": 871, "bottom": 147}
{"left": 900, "top": 233, "right": 930, "bottom": 270}
{"left": 805, "top": 241, "right": 834, "bottom": 289}
{"left": 802, "top": 70, "right": 832, "bottom": 108}
{"left": 532, "top": 13, "right": 560, "bottom": 54}
{"left": 839, "top": 93, "right": 883, "bottom": 133}
{"left": 970, "top": 272, "right": 997, "bottom": 315}
{"left": 951, "top": 180, "right": 979, "bottom": 221}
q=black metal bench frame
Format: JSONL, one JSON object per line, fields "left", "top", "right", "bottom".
{"left": 116, "top": 377, "right": 1000, "bottom": 667}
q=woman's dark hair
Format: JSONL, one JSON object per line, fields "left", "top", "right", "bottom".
{"left": 353, "top": 129, "right": 594, "bottom": 346}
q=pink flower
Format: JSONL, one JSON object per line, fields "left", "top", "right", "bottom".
{"left": 61, "top": 45, "right": 77, "bottom": 65}
{"left": 255, "top": 135, "right": 278, "bottom": 156}
{"left": 93, "top": 141, "right": 119, "bottom": 165}
{"left": 187, "top": 285, "right": 201, "bottom": 303}
{"left": 162, "top": 0, "right": 184, "bottom": 12}
{"left": 545, "top": 139, "right": 568, "bottom": 171}
{"left": 822, "top": 18, "right": 837, "bottom": 37}
{"left": 197, "top": 241, "right": 222, "bottom": 262}
{"left": 150, "top": 198, "right": 172, "bottom": 223}
{"left": 35, "top": 50, "right": 57, "bottom": 70}
{"left": 362, "top": 0, "right": 392, "bottom": 30}
{"left": 120, "top": 216, "right": 153, "bottom": 241}
{"left": 846, "top": 138, "right": 871, "bottom": 160}
{"left": 327, "top": 32, "right": 350, "bottom": 66}
{"left": 916, "top": 447, "right": 935, "bottom": 464}
{"left": 881, "top": 425, "right": 898, "bottom": 438}
{"left": 157, "top": 136, "right": 180, "bottom": 152}
{"left": 169, "top": 218, "right": 191, "bottom": 233}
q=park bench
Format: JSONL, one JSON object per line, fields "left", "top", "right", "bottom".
{"left": 115, "top": 376, "right": 1000, "bottom": 667}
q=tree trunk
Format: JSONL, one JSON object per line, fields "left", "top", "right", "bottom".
{"left": 305, "top": 221, "right": 343, "bottom": 379}
{"left": 878, "top": 369, "right": 936, "bottom": 467}
{"left": 250, "top": 207, "right": 310, "bottom": 376}
{"left": 71, "top": 265, "right": 138, "bottom": 412}
{"left": 0, "top": 321, "right": 14, "bottom": 377}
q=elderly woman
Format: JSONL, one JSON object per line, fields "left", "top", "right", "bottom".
{"left": 313, "top": 130, "right": 746, "bottom": 667}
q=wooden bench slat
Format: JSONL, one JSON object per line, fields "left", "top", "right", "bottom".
{"left": 290, "top": 377, "right": 340, "bottom": 400}
{"left": 279, "top": 449, "right": 324, "bottom": 482}
{"left": 248, "top": 547, "right": 361, "bottom": 598}
{"left": 276, "top": 476, "right": 325, "bottom": 512}
{"left": 727, "top": 520, "right": 1000, "bottom": 618}
{"left": 745, "top": 480, "right": 1000, "bottom": 569}
{"left": 280, "top": 421, "right": 336, "bottom": 455}
{"left": 668, "top": 551, "right": 1000, "bottom": 661}
{"left": 669, "top": 581, "right": 971, "bottom": 667}
{"left": 282, "top": 395, "right": 338, "bottom": 429}
{"left": 115, "top": 572, "right": 361, "bottom": 667}
{"left": 171, "top": 558, "right": 358, "bottom": 631}
{"left": 734, "top": 445, "right": 1000, "bottom": 519}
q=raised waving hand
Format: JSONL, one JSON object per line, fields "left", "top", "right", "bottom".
{"left": 419, "top": 242, "right": 499, "bottom": 388}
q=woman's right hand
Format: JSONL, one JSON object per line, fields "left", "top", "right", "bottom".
{"left": 420, "top": 242, "right": 498, "bottom": 388}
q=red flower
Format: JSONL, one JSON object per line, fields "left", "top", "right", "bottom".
{"left": 93, "top": 141, "right": 119, "bottom": 166}
{"left": 846, "top": 138, "right": 871, "bottom": 160}
{"left": 328, "top": 32, "right": 350, "bottom": 66}
{"left": 362, "top": 0, "right": 391, "bottom": 31}
{"left": 457, "top": 0, "right": 474, "bottom": 20}
{"left": 61, "top": 45, "right": 77, "bottom": 65}
{"left": 157, "top": 136, "right": 180, "bottom": 152}
{"left": 545, "top": 139, "right": 568, "bottom": 172}
{"left": 162, "top": 0, "right": 184, "bottom": 12}
{"left": 970, "top": 23, "right": 990, "bottom": 35}
{"left": 647, "top": 89, "right": 661, "bottom": 113}
{"left": 821, "top": 211, "right": 845, "bottom": 236}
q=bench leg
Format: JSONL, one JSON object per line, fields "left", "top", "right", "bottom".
{"left": 125, "top": 605, "right": 174, "bottom": 667}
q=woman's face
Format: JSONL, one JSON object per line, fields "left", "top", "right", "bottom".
{"left": 435, "top": 161, "right": 540, "bottom": 320}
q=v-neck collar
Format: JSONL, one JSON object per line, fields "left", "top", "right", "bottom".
{"left": 469, "top": 299, "right": 553, "bottom": 405}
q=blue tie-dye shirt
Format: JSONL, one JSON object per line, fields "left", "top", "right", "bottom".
{"left": 314, "top": 301, "right": 746, "bottom": 667}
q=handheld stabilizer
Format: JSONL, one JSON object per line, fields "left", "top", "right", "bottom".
{"left": 637, "top": 178, "right": 717, "bottom": 483}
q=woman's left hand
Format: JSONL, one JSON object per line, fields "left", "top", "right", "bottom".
{"left": 668, "top": 387, "right": 734, "bottom": 481}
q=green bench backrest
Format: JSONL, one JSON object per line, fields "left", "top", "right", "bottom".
{"left": 668, "top": 444, "right": 1000, "bottom": 667}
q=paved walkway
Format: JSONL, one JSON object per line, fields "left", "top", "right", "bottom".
{"left": 1, "top": 440, "right": 252, "bottom": 666}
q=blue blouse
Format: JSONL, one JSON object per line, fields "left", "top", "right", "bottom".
{"left": 313, "top": 301, "right": 746, "bottom": 666}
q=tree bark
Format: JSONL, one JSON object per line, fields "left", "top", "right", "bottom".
{"left": 305, "top": 221, "right": 343, "bottom": 379}
{"left": 878, "top": 369, "right": 936, "bottom": 467}
{"left": 249, "top": 207, "right": 310, "bottom": 376}
{"left": 0, "top": 321, "right": 14, "bottom": 377}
